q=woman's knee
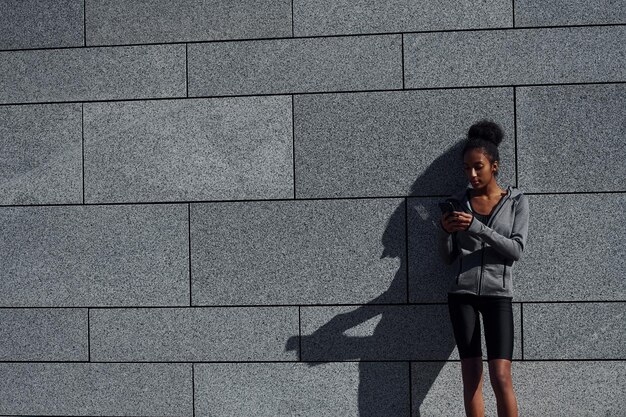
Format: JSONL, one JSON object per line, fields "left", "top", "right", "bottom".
{"left": 487, "top": 359, "right": 513, "bottom": 390}
{"left": 461, "top": 356, "right": 484, "bottom": 385}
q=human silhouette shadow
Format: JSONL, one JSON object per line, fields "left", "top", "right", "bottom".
{"left": 285, "top": 140, "right": 469, "bottom": 416}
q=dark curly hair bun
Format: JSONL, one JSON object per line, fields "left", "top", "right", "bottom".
{"left": 467, "top": 119, "right": 504, "bottom": 146}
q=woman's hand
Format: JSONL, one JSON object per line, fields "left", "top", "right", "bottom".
{"left": 441, "top": 211, "right": 474, "bottom": 233}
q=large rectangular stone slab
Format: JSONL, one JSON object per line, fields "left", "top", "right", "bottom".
{"left": 0, "top": 204, "right": 189, "bottom": 307}
{"left": 404, "top": 26, "right": 625, "bottom": 88}
{"left": 517, "top": 83, "right": 625, "bottom": 193}
{"left": 0, "top": 308, "right": 87, "bottom": 361}
{"left": 293, "top": 0, "right": 511, "bottom": 36}
{"left": 83, "top": 96, "right": 293, "bottom": 203}
{"left": 0, "top": 363, "right": 192, "bottom": 416}
{"left": 190, "top": 198, "right": 405, "bottom": 305}
{"left": 516, "top": 0, "right": 626, "bottom": 26}
{"left": 300, "top": 304, "right": 521, "bottom": 361}
{"left": 188, "top": 34, "right": 402, "bottom": 96}
{"left": 412, "top": 361, "right": 626, "bottom": 416}
{"left": 408, "top": 197, "right": 463, "bottom": 302}
{"left": 0, "top": 0, "right": 83, "bottom": 50}
{"left": 523, "top": 302, "right": 625, "bottom": 359}
{"left": 0, "top": 103, "right": 82, "bottom": 205}
{"left": 0, "top": 44, "right": 185, "bottom": 104}
{"left": 294, "top": 88, "right": 515, "bottom": 199}
{"left": 516, "top": 193, "right": 625, "bottom": 301}
{"left": 90, "top": 306, "right": 298, "bottom": 361}
{"left": 195, "top": 362, "right": 410, "bottom": 417}
{"left": 86, "top": 0, "right": 292, "bottom": 45}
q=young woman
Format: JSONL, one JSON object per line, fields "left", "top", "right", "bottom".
{"left": 438, "top": 120, "right": 530, "bottom": 417}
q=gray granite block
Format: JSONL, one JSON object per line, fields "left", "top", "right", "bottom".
{"left": 523, "top": 302, "right": 626, "bottom": 359}
{"left": 294, "top": 88, "right": 515, "bottom": 199}
{"left": 0, "top": 103, "right": 82, "bottom": 205}
{"left": 0, "top": 362, "right": 192, "bottom": 416}
{"left": 404, "top": 26, "right": 625, "bottom": 88}
{"left": 408, "top": 197, "right": 459, "bottom": 302}
{"left": 516, "top": 193, "right": 625, "bottom": 301}
{"left": 516, "top": 0, "right": 626, "bottom": 26}
{"left": 90, "top": 306, "right": 298, "bottom": 361}
{"left": 188, "top": 34, "right": 402, "bottom": 97}
{"left": 412, "top": 361, "right": 626, "bottom": 416}
{"left": 517, "top": 83, "right": 626, "bottom": 193}
{"left": 190, "top": 198, "right": 406, "bottom": 305}
{"left": 293, "top": 0, "right": 511, "bottom": 37}
{"left": 0, "top": 204, "right": 189, "bottom": 307}
{"left": 195, "top": 362, "right": 410, "bottom": 417}
{"left": 300, "top": 304, "right": 521, "bottom": 361}
{"left": 0, "top": 308, "right": 87, "bottom": 361}
{"left": 83, "top": 96, "right": 293, "bottom": 203}
{"left": 0, "top": 0, "right": 83, "bottom": 50}
{"left": 0, "top": 44, "right": 185, "bottom": 104}
{"left": 86, "top": 0, "right": 292, "bottom": 45}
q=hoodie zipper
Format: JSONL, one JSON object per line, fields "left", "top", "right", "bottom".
{"left": 475, "top": 189, "right": 510, "bottom": 296}
{"left": 478, "top": 242, "right": 485, "bottom": 295}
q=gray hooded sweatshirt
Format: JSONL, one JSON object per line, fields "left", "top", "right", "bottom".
{"left": 438, "top": 184, "right": 530, "bottom": 298}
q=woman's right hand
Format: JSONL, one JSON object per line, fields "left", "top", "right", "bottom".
{"left": 441, "top": 211, "right": 462, "bottom": 233}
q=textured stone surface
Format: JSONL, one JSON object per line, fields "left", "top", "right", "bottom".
{"left": 86, "top": 0, "right": 292, "bottom": 45}
{"left": 83, "top": 96, "right": 293, "bottom": 203}
{"left": 408, "top": 197, "right": 460, "bottom": 302}
{"left": 516, "top": 193, "right": 625, "bottom": 301}
{"left": 412, "top": 361, "right": 626, "bottom": 416}
{"left": 0, "top": 1, "right": 623, "bottom": 415}
{"left": 404, "top": 26, "right": 625, "bottom": 88}
{"left": 195, "top": 362, "right": 410, "bottom": 417}
{"left": 0, "top": 308, "right": 87, "bottom": 361}
{"left": 0, "top": 363, "right": 192, "bottom": 415}
{"left": 190, "top": 198, "right": 405, "bottom": 305}
{"left": 0, "top": 103, "right": 82, "bottom": 205}
{"left": 0, "top": 204, "right": 189, "bottom": 307}
{"left": 90, "top": 306, "right": 298, "bottom": 361}
{"left": 188, "top": 34, "right": 402, "bottom": 96}
{"left": 523, "top": 302, "right": 626, "bottom": 359}
{"left": 293, "top": 0, "right": 511, "bottom": 36}
{"left": 517, "top": 83, "right": 626, "bottom": 193}
{"left": 0, "top": 44, "right": 185, "bottom": 104}
{"left": 0, "top": 0, "right": 83, "bottom": 50}
{"left": 516, "top": 0, "right": 626, "bottom": 26}
{"left": 300, "top": 304, "right": 522, "bottom": 361}
{"left": 294, "top": 88, "right": 515, "bottom": 198}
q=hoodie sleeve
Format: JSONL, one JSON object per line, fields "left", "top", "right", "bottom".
{"left": 437, "top": 218, "right": 458, "bottom": 265}
{"left": 465, "top": 193, "right": 530, "bottom": 261}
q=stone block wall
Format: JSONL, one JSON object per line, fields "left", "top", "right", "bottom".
{"left": 0, "top": 1, "right": 624, "bottom": 415}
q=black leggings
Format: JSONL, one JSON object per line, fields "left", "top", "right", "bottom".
{"left": 447, "top": 293, "right": 514, "bottom": 361}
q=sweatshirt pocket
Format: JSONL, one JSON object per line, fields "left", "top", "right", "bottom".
{"left": 503, "top": 263, "right": 507, "bottom": 288}
{"left": 456, "top": 257, "right": 463, "bottom": 284}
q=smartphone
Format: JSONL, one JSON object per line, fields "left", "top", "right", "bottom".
{"left": 438, "top": 201, "right": 456, "bottom": 214}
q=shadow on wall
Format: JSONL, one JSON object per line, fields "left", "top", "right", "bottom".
{"left": 285, "top": 140, "right": 470, "bottom": 416}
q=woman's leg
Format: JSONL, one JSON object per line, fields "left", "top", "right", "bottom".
{"left": 487, "top": 359, "right": 518, "bottom": 417}
{"left": 461, "top": 356, "right": 485, "bottom": 417}
{"left": 448, "top": 294, "right": 485, "bottom": 416}
{"left": 481, "top": 297, "right": 518, "bottom": 417}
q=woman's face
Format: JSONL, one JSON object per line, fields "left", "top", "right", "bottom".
{"left": 463, "top": 148, "right": 497, "bottom": 188}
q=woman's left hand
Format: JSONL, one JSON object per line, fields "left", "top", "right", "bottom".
{"left": 447, "top": 211, "right": 474, "bottom": 232}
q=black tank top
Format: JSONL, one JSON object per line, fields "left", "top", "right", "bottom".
{"left": 467, "top": 189, "right": 498, "bottom": 225}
